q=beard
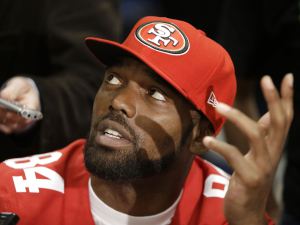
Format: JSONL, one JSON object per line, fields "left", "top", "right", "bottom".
{"left": 84, "top": 112, "right": 175, "bottom": 182}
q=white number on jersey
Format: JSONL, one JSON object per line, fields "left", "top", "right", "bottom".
{"left": 4, "top": 152, "right": 64, "bottom": 193}
{"left": 203, "top": 174, "right": 229, "bottom": 198}
{"left": 13, "top": 167, "right": 64, "bottom": 193}
{"left": 4, "top": 152, "right": 62, "bottom": 169}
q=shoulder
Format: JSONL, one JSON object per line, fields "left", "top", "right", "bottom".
{"left": 175, "top": 156, "right": 230, "bottom": 224}
{"left": 0, "top": 139, "right": 89, "bottom": 212}
{"left": 186, "top": 156, "right": 230, "bottom": 198}
{"left": 0, "top": 139, "right": 86, "bottom": 174}
{"left": 193, "top": 156, "right": 230, "bottom": 177}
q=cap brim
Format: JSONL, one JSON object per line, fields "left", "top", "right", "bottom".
{"left": 85, "top": 37, "right": 188, "bottom": 99}
{"left": 85, "top": 37, "right": 136, "bottom": 66}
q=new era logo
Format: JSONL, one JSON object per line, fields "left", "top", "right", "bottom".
{"left": 207, "top": 91, "right": 218, "bottom": 107}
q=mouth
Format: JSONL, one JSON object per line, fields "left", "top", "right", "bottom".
{"left": 103, "top": 128, "right": 123, "bottom": 139}
{"left": 95, "top": 120, "right": 134, "bottom": 149}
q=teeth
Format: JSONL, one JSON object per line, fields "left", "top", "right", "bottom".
{"left": 104, "top": 128, "right": 122, "bottom": 139}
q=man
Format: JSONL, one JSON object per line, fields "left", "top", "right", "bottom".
{"left": 0, "top": 16, "right": 293, "bottom": 225}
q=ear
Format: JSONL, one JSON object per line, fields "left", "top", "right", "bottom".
{"left": 189, "top": 111, "right": 213, "bottom": 155}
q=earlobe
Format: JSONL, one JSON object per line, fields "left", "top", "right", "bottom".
{"left": 190, "top": 121, "right": 209, "bottom": 155}
{"left": 190, "top": 136, "right": 209, "bottom": 155}
{"left": 189, "top": 111, "right": 213, "bottom": 155}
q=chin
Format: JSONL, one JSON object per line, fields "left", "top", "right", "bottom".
{"left": 84, "top": 139, "right": 176, "bottom": 181}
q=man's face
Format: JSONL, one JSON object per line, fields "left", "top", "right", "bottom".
{"left": 84, "top": 57, "right": 195, "bottom": 181}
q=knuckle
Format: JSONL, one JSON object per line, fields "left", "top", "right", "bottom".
{"left": 257, "top": 125, "right": 267, "bottom": 137}
{"left": 0, "top": 90, "right": 9, "bottom": 98}
{"left": 246, "top": 174, "right": 262, "bottom": 188}
{"left": 276, "top": 115, "right": 287, "bottom": 127}
{"left": 246, "top": 171, "right": 268, "bottom": 188}
{"left": 248, "top": 125, "right": 262, "bottom": 140}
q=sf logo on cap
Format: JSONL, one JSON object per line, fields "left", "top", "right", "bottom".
{"left": 135, "top": 21, "right": 189, "bottom": 55}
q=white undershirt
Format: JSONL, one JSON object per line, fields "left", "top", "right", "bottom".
{"left": 88, "top": 179, "right": 182, "bottom": 225}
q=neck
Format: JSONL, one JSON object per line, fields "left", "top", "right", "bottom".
{"left": 91, "top": 154, "right": 194, "bottom": 216}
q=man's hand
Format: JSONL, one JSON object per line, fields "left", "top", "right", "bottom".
{"left": 203, "top": 73, "right": 294, "bottom": 225}
{"left": 0, "top": 76, "right": 41, "bottom": 134}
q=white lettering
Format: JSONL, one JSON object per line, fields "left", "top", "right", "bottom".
{"left": 147, "top": 23, "right": 178, "bottom": 46}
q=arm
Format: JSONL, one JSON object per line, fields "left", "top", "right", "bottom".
{"left": 203, "top": 73, "right": 293, "bottom": 225}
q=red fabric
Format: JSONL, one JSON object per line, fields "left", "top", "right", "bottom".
{"left": 0, "top": 139, "right": 274, "bottom": 225}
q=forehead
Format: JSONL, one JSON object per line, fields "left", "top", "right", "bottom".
{"left": 105, "top": 57, "right": 195, "bottom": 106}
{"left": 106, "top": 58, "right": 175, "bottom": 89}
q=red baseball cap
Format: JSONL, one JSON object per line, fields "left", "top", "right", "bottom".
{"left": 85, "top": 16, "right": 236, "bottom": 135}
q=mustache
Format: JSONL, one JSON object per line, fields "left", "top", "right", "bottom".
{"left": 94, "top": 111, "right": 137, "bottom": 141}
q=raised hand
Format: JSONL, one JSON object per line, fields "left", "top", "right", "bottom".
{"left": 203, "top": 73, "right": 294, "bottom": 225}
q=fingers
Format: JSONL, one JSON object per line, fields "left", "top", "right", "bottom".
{"left": 203, "top": 136, "right": 264, "bottom": 185}
{"left": 0, "top": 76, "right": 40, "bottom": 134}
{"left": 203, "top": 136, "right": 244, "bottom": 169}
{"left": 0, "top": 76, "right": 41, "bottom": 110}
{"left": 280, "top": 73, "right": 294, "bottom": 126}
{"left": 0, "top": 111, "right": 33, "bottom": 134}
{"left": 260, "top": 74, "right": 294, "bottom": 154}
{"left": 0, "top": 76, "right": 31, "bottom": 100}
{"left": 205, "top": 73, "right": 294, "bottom": 174}
{"left": 260, "top": 76, "right": 284, "bottom": 138}
{"left": 215, "top": 103, "right": 269, "bottom": 161}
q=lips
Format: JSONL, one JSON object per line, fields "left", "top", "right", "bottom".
{"left": 95, "top": 119, "right": 134, "bottom": 149}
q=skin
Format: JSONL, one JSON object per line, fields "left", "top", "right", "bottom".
{"left": 88, "top": 57, "right": 206, "bottom": 216}
{"left": 0, "top": 76, "right": 40, "bottom": 133}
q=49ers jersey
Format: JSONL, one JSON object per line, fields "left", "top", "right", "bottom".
{"left": 0, "top": 139, "right": 274, "bottom": 225}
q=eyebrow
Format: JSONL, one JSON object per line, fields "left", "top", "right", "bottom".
{"left": 143, "top": 66, "right": 175, "bottom": 91}
{"left": 107, "top": 57, "right": 178, "bottom": 94}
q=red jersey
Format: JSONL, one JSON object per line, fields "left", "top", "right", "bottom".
{"left": 0, "top": 139, "right": 274, "bottom": 225}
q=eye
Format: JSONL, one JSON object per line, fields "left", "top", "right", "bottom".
{"left": 105, "top": 74, "right": 121, "bottom": 85}
{"left": 148, "top": 88, "right": 166, "bottom": 101}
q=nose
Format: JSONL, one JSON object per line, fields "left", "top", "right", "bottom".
{"left": 110, "top": 85, "right": 137, "bottom": 118}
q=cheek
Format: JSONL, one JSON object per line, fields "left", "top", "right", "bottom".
{"left": 135, "top": 114, "right": 182, "bottom": 158}
{"left": 161, "top": 116, "right": 183, "bottom": 148}
{"left": 92, "top": 90, "right": 112, "bottom": 121}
